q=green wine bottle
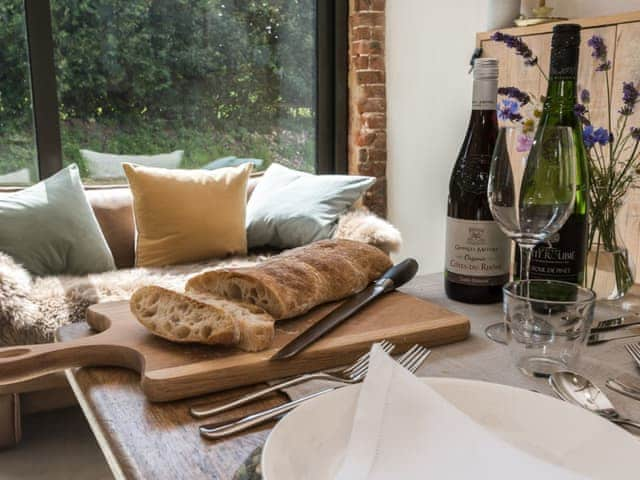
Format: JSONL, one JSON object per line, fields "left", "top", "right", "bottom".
{"left": 527, "top": 24, "right": 589, "bottom": 285}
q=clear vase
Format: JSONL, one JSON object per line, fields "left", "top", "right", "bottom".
{"left": 586, "top": 244, "right": 634, "bottom": 300}
{"left": 587, "top": 196, "right": 635, "bottom": 300}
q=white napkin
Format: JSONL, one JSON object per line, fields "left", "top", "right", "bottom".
{"left": 334, "top": 345, "right": 588, "bottom": 480}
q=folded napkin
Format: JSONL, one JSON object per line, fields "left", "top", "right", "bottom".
{"left": 334, "top": 345, "right": 588, "bottom": 480}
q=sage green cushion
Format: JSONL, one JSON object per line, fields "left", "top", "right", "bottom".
{"left": 0, "top": 164, "right": 115, "bottom": 276}
{"left": 246, "top": 163, "right": 374, "bottom": 249}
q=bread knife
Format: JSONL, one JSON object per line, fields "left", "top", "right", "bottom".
{"left": 271, "top": 258, "right": 419, "bottom": 360}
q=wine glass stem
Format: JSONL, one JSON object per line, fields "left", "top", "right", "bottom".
{"left": 519, "top": 244, "right": 535, "bottom": 282}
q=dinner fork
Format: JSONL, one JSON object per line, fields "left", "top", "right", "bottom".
{"left": 625, "top": 343, "right": 640, "bottom": 369}
{"left": 190, "top": 340, "right": 395, "bottom": 419}
{"left": 199, "top": 344, "right": 432, "bottom": 439}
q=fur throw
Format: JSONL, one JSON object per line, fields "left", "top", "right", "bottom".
{"left": 0, "top": 210, "right": 401, "bottom": 346}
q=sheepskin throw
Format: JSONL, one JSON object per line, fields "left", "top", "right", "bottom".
{"left": 0, "top": 209, "right": 401, "bottom": 346}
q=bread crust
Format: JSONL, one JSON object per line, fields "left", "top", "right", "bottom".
{"left": 186, "top": 239, "right": 393, "bottom": 320}
{"left": 130, "top": 286, "right": 274, "bottom": 352}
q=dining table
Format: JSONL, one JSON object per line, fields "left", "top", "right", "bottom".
{"left": 59, "top": 273, "right": 640, "bottom": 480}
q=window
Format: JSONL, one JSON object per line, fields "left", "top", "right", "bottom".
{"left": 0, "top": 0, "right": 37, "bottom": 185}
{"left": 1, "top": 0, "right": 346, "bottom": 185}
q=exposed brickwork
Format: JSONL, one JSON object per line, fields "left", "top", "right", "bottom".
{"left": 349, "top": 0, "right": 387, "bottom": 217}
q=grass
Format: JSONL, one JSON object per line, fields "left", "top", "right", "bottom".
{"left": 0, "top": 116, "right": 316, "bottom": 183}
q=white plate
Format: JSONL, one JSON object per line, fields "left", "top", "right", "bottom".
{"left": 262, "top": 378, "right": 640, "bottom": 479}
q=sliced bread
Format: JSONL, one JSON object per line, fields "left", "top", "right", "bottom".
{"left": 185, "top": 239, "right": 392, "bottom": 320}
{"left": 130, "top": 286, "right": 275, "bottom": 352}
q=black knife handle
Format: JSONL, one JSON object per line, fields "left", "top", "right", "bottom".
{"left": 377, "top": 258, "right": 419, "bottom": 291}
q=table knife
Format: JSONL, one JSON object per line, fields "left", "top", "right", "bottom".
{"left": 271, "top": 258, "right": 419, "bottom": 360}
{"left": 590, "top": 316, "right": 640, "bottom": 333}
{"left": 606, "top": 375, "right": 640, "bottom": 402}
{"left": 588, "top": 326, "right": 640, "bottom": 345}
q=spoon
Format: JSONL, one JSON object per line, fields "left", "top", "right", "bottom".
{"left": 549, "top": 371, "right": 640, "bottom": 431}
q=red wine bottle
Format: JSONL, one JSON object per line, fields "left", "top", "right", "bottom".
{"left": 445, "top": 58, "right": 510, "bottom": 304}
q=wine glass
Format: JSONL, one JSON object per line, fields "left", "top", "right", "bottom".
{"left": 485, "top": 126, "right": 577, "bottom": 343}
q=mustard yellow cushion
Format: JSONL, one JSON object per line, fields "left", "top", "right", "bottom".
{"left": 123, "top": 163, "right": 251, "bottom": 267}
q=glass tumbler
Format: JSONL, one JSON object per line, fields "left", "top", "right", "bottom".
{"left": 503, "top": 280, "right": 596, "bottom": 377}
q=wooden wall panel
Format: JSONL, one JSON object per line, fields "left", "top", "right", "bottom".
{"left": 609, "top": 22, "right": 640, "bottom": 276}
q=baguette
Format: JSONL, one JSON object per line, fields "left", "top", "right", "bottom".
{"left": 130, "top": 286, "right": 274, "bottom": 352}
{"left": 186, "top": 239, "right": 393, "bottom": 320}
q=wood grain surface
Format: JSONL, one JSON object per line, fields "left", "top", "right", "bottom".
{"left": 0, "top": 292, "right": 469, "bottom": 401}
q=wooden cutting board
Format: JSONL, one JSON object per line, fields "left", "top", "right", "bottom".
{"left": 0, "top": 292, "right": 469, "bottom": 402}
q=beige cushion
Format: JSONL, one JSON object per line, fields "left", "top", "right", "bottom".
{"left": 124, "top": 163, "right": 252, "bottom": 267}
{"left": 85, "top": 177, "right": 261, "bottom": 269}
{"left": 86, "top": 189, "right": 136, "bottom": 269}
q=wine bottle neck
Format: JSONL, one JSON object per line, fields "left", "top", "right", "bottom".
{"left": 472, "top": 77, "right": 498, "bottom": 111}
{"left": 540, "top": 77, "right": 579, "bottom": 126}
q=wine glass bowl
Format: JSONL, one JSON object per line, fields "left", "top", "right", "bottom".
{"left": 488, "top": 126, "right": 576, "bottom": 247}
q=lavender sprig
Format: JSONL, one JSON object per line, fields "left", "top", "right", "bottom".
{"left": 631, "top": 127, "right": 640, "bottom": 142}
{"left": 574, "top": 104, "right": 591, "bottom": 126}
{"left": 491, "top": 32, "right": 538, "bottom": 66}
{"left": 580, "top": 89, "right": 591, "bottom": 104}
{"left": 587, "top": 35, "right": 607, "bottom": 60}
{"left": 588, "top": 35, "right": 611, "bottom": 72}
{"left": 619, "top": 82, "right": 639, "bottom": 116}
{"left": 498, "top": 86, "right": 531, "bottom": 105}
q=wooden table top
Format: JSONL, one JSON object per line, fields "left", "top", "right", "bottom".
{"left": 62, "top": 274, "right": 640, "bottom": 480}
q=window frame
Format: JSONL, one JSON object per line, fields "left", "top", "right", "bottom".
{"left": 21, "top": 0, "right": 347, "bottom": 181}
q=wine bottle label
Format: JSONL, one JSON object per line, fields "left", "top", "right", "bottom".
{"left": 445, "top": 217, "right": 510, "bottom": 286}
{"left": 529, "top": 214, "right": 587, "bottom": 283}
{"left": 472, "top": 78, "right": 498, "bottom": 111}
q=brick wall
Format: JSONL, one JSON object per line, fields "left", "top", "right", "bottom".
{"left": 349, "top": 0, "right": 387, "bottom": 217}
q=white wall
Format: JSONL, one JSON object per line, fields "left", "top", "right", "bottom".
{"left": 386, "top": 0, "right": 640, "bottom": 274}
{"left": 386, "top": 0, "right": 491, "bottom": 273}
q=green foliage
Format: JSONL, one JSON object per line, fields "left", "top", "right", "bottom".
{"left": 0, "top": 0, "right": 316, "bottom": 176}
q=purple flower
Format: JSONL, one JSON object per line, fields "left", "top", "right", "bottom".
{"left": 587, "top": 35, "right": 608, "bottom": 60}
{"left": 516, "top": 134, "right": 534, "bottom": 152}
{"left": 596, "top": 60, "right": 612, "bottom": 72}
{"left": 620, "top": 81, "right": 639, "bottom": 116}
{"left": 583, "top": 125, "right": 610, "bottom": 149}
{"left": 497, "top": 99, "right": 523, "bottom": 122}
{"left": 491, "top": 32, "right": 538, "bottom": 66}
{"left": 574, "top": 103, "right": 591, "bottom": 126}
{"left": 580, "top": 89, "right": 591, "bottom": 104}
{"left": 498, "top": 86, "right": 531, "bottom": 105}
{"left": 631, "top": 126, "right": 640, "bottom": 141}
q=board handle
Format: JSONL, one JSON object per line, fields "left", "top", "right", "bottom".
{"left": 0, "top": 339, "right": 139, "bottom": 389}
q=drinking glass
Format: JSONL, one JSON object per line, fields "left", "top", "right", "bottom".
{"left": 503, "top": 280, "right": 595, "bottom": 377}
{"left": 485, "top": 126, "right": 577, "bottom": 343}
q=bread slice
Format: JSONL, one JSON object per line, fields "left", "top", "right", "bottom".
{"left": 130, "top": 286, "right": 275, "bottom": 352}
{"left": 186, "top": 239, "right": 393, "bottom": 320}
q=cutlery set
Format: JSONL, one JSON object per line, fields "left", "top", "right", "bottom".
{"left": 549, "top": 339, "right": 640, "bottom": 433}
{"left": 605, "top": 344, "right": 640, "bottom": 401}
{"left": 190, "top": 318, "right": 640, "bottom": 440}
{"left": 193, "top": 341, "right": 431, "bottom": 439}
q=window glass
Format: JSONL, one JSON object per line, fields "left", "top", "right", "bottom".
{"left": 50, "top": 0, "right": 317, "bottom": 183}
{"left": 0, "top": 1, "right": 37, "bottom": 185}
